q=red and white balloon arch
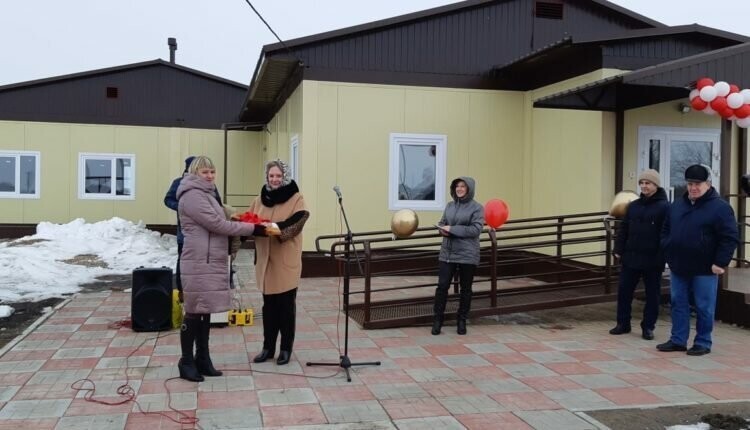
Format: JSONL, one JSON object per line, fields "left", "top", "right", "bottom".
{"left": 689, "top": 77, "right": 750, "bottom": 128}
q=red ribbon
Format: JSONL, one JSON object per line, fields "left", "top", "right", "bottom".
{"left": 238, "top": 212, "right": 270, "bottom": 224}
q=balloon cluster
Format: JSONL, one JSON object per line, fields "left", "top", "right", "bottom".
{"left": 689, "top": 78, "right": 750, "bottom": 128}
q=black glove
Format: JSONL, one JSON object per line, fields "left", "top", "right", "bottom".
{"left": 253, "top": 224, "right": 267, "bottom": 236}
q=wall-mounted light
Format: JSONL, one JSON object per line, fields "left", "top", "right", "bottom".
{"left": 678, "top": 102, "right": 691, "bottom": 114}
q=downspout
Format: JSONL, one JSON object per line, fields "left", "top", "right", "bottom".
{"left": 223, "top": 123, "right": 228, "bottom": 204}
{"left": 615, "top": 110, "right": 624, "bottom": 192}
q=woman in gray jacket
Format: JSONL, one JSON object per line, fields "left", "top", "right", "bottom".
{"left": 432, "top": 177, "right": 484, "bottom": 335}
{"left": 176, "top": 156, "right": 263, "bottom": 382}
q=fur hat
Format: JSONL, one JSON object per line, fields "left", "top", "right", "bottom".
{"left": 637, "top": 169, "right": 660, "bottom": 187}
{"left": 685, "top": 164, "right": 711, "bottom": 183}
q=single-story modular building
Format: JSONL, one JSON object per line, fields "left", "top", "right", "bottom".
{"left": 1, "top": 0, "right": 747, "bottom": 261}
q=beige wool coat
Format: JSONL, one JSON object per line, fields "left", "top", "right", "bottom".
{"left": 248, "top": 192, "right": 307, "bottom": 295}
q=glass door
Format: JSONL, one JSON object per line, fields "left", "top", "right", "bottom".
{"left": 638, "top": 127, "right": 720, "bottom": 202}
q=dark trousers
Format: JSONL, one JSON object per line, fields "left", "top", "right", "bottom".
{"left": 616, "top": 265, "right": 662, "bottom": 330}
{"left": 176, "top": 242, "right": 183, "bottom": 291}
{"left": 262, "top": 288, "right": 297, "bottom": 353}
{"left": 433, "top": 262, "right": 476, "bottom": 321}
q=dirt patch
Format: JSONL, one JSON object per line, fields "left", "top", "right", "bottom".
{"left": 587, "top": 401, "right": 750, "bottom": 430}
{"left": 58, "top": 253, "right": 109, "bottom": 268}
{"left": 78, "top": 274, "right": 131, "bottom": 292}
{"left": 5, "top": 238, "right": 48, "bottom": 247}
{"left": 0, "top": 298, "right": 64, "bottom": 350}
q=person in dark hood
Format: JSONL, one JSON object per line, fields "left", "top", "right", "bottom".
{"left": 432, "top": 176, "right": 484, "bottom": 335}
{"left": 610, "top": 169, "right": 670, "bottom": 340}
{"left": 657, "top": 164, "right": 738, "bottom": 356}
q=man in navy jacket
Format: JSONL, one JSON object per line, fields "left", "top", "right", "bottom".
{"left": 611, "top": 169, "right": 669, "bottom": 340}
{"left": 657, "top": 164, "right": 739, "bottom": 356}
{"left": 164, "top": 156, "right": 196, "bottom": 296}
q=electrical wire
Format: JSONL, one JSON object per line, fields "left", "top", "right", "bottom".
{"left": 242, "top": 0, "right": 299, "bottom": 60}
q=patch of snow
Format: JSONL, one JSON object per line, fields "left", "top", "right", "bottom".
{"left": 0, "top": 305, "right": 14, "bottom": 318}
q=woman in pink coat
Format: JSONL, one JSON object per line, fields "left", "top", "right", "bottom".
{"left": 176, "top": 156, "right": 263, "bottom": 382}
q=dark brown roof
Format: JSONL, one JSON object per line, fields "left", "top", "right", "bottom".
{"left": 0, "top": 59, "right": 247, "bottom": 92}
{"left": 0, "top": 60, "right": 248, "bottom": 129}
{"left": 534, "top": 41, "right": 750, "bottom": 111}
{"left": 241, "top": 0, "right": 667, "bottom": 123}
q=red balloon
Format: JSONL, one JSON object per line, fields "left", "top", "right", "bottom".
{"left": 729, "top": 84, "right": 740, "bottom": 94}
{"left": 484, "top": 199, "right": 509, "bottom": 229}
{"left": 690, "top": 97, "right": 708, "bottom": 111}
{"left": 719, "top": 107, "right": 734, "bottom": 119}
{"left": 710, "top": 96, "right": 728, "bottom": 111}
{"left": 696, "top": 78, "right": 714, "bottom": 89}
{"left": 735, "top": 104, "right": 750, "bottom": 119}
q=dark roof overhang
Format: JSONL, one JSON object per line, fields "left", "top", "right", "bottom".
{"left": 534, "top": 41, "right": 750, "bottom": 111}
{"left": 239, "top": 54, "right": 303, "bottom": 124}
{"left": 494, "top": 25, "right": 748, "bottom": 91}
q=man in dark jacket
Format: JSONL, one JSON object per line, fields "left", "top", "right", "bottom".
{"left": 611, "top": 169, "right": 669, "bottom": 340}
{"left": 657, "top": 164, "right": 739, "bottom": 356}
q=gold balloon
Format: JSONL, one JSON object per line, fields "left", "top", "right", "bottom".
{"left": 390, "top": 209, "right": 419, "bottom": 238}
{"left": 609, "top": 190, "right": 639, "bottom": 218}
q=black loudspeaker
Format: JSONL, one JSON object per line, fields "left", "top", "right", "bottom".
{"left": 131, "top": 267, "right": 173, "bottom": 332}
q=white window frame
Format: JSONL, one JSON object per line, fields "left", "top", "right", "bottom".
{"left": 290, "top": 134, "right": 300, "bottom": 182}
{"left": 388, "top": 133, "right": 447, "bottom": 211}
{"left": 78, "top": 153, "right": 136, "bottom": 200}
{"left": 0, "top": 150, "right": 41, "bottom": 199}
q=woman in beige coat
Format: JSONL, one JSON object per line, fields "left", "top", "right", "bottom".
{"left": 177, "top": 156, "right": 262, "bottom": 381}
{"left": 249, "top": 160, "right": 309, "bottom": 365}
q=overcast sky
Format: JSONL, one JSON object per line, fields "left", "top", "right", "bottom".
{"left": 1, "top": 0, "right": 748, "bottom": 87}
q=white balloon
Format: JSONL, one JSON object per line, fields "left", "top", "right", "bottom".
{"left": 702, "top": 105, "right": 716, "bottom": 115}
{"left": 689, "top": 89, "right": 700, "bottom": 100}
{"left": 727, "top": 93, "right": 744, "bottom": 109}
{"left": 741, "top": 89, "right": 750, "bottom": 104}
{"left": 729, "top": 115, "right": 738, "bottom": 121}
{"left": 737, "top": 116, "right": 750, "bottom": 128}
{"left": 714, "top": 81, "right": 730, "bottom": 97}
{"left": 700, "top": 86, "right": 718, "bottom": 102}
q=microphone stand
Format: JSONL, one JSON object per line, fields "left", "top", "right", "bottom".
{"left": 306, "top": 190, "right": 380, "bottom": 382}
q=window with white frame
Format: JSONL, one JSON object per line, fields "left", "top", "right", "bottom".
{"left": 0, "top": 151, "right": 40, "bottom": 199}
{"left": 78, "top": 153, "right": 135, "bottom": 199}
{"left": 388, "top": 133, "right": 446, "bottom": 211}
{"left": 290, "top": 134, "right": 299, "bottom": 182}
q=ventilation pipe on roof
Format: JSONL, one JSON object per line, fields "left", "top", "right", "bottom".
{"left": 168, "top": 38, "right": 177, "bottom": 63}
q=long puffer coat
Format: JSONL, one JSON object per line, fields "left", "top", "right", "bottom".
{"left": 177, "top": 174, "right": 257, "bottom": 314}
{"left": 613, "top": 187, "right": 670, "bottom": 270}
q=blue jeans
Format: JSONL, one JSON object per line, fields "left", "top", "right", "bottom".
{"left": 669, "top": 273, "right": 718, "bottom": 349}
{"left": 616, "top": 266, "right": 662, "bottom": 330}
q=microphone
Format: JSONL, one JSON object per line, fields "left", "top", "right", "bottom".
{"left": 333, "top": 185, "right": 342, "bottom": 200}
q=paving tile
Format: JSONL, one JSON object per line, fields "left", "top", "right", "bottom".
{"left": 422, "top": 381, "right": 484, "bottom": 397}
{"left": 196, "top": 406, "right": 262, "bottom": 429}
{"left": 54, "top": 413, "right": 127, "bottom": 430}
{"left": 261, "top": 404, "right": 327, "bottom": 427}
{"left": 542, "top": 340, "right": 590, "bottom": 351}
{"left": 464, "top": 343, "right": 513, "bottom": 354}
{"left": 257, "top": 387, "right": 317, "bottom": 406}
{"left": 35, "top": 324, "right": 81, "bottom": 334}
{"left": 456, "top": 412, "right": 533, "bottom": 430}
{"left": 196, "top": 375, "right": 255, "bottom": 392}
{"left": 499, "top": 363, "right": 557, "bottom": 378}
{"left": 490, "top": 392, "right": 562, "bottom": 411}
{"left": 436, "top": 395, "right": 505, "bottom": 414}
{"left": 595, "top": 386, "right": 665, "bottom": 406}
{"left": 0, "top": 360, "right": 46, "bottom": 373}
{"left": 542, "top": 362, "right": 601, "bottom": 375}
{"left": 132, "top": 392, "right": 196, "bottom": 413}
{"left": 586, "top": 360, "right": 644, "bottom": 374}
{"left": 11, "top": 339, "right": 66, "bottom": 351}
{"left": 380, "top": 397, "right": 449, "bottom": 419}
{"left": 321, "top": 400, "right": 389, "bottom": 423}
{"left": 14, "top": 382, "right": 81, "bottom": 401}
{"left": 566, "top": 374, "right": 631, "bottom": 389}
{"left": 522, "top": 351, "right": 576, "bottom": 363}
{"left": 481, "top": 352, "right": 533, "bottom": 365}
{"left": 437, "top": 354, "right": 491, "bottom": 368}
{"left": 392, "top": 415, "right": 465, "bottom": 430}
{"left": 0, "top": 398, "right": 72, "bottom": 419}
{"left": 659, "top": 370, "right": 724, "bottom": 385}
{"left": 95, "top": 357, "right": 150, "bottom": 370}
{"left": 690, "top": 382, "right": 750, "bottom": 400}
{"left": 313, "top": 385, "right": 374, "bottom": 402}
{"left": 643, "top": 385, "right": 716, "bottom": 403}
{"left": 515, "top": 410, "right": 597, "bottom": 430}
{"left": 26, "top": 370, "right": 92, "bottom": 386}
{"left": 519, "top": 376, "right": 583, "bottom": 391}
{"left": 368, "top": 383, "right": 429, "bottom": 400}
{"left": 472, "top": 378, "right": 534, "bottom": 394}
{"left": 542, "top": 389, "right": 616, "bottom": 410}
{"left": 404, "top": 368, "right": 463, "bottom": 382}
{"left": 0, "top": 418, "right": 58, "bottom": 430}
{"left": 0, "top": 386, "right": 21, "bottom": 402}
{"left": 52, "top": 347, "right": 106, "bottom": 360}
{"left": 670, "top": 357, "right": 728, "bottom": 371}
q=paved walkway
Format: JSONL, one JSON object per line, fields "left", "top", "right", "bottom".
{"left": 1, "top": 250, "right": 750, "bottom": 429}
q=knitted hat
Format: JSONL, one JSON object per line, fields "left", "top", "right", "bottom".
{"left": 685, "top": 164, "right": 711, "bottom": 183}
{"left": 637, "top": 169, "right": 660, "bottom": 187}
{"left": 184, "top": 156, "right": 196, "bottom": 173}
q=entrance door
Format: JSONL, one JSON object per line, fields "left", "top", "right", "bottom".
{"left": 638, "top": 127, "right": 721, "bottom": 201}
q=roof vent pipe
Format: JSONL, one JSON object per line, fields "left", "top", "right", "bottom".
{"left": 168, "top": 38, "right": 177, "bottom": 63}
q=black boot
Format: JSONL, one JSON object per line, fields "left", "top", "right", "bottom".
{"left": 431, "top": 318, "right": 443, "bottom": 335}
{"left": 457, "top": 319, "right": 467, "bottom": 335}
{"left": 253, "top": 349, "right": 275, "bottom": 363}
{"left": 178, "top": 317, "right": 204, "bottom": 382}
{"left": 276, "top": 350, "right": 291, "bottom": 365}
{"left": 195, "top": 316, "right": 222, "bottom": 377}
